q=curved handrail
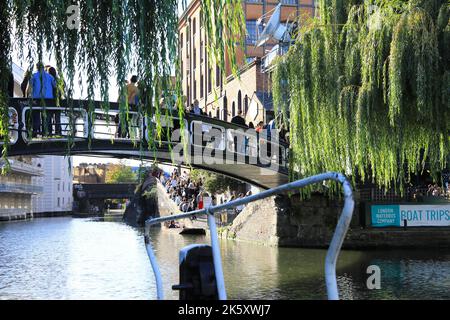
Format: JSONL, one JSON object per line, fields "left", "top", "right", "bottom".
{"left": 144, "top": 172, "right": 354, "bottom": 300}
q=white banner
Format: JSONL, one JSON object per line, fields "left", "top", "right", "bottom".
{"left": 371, "top": 204, "right": 450, "bottom": 227}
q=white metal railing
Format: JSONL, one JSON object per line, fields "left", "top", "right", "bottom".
{"left": 145, "top": 116, "right": 189, "bottom": 145}
{"left": 0, "top": 183, "right": 43, "bottom": 194}
{"left": 21, "top": 106, "right": 87, "bottom": 143}
{"left": 144, "top": 172, "right": 354, "bottom": 300}
{"left": 226, "top": 128, "right": 258, "bottom": 157}
{"left": 14, "top": 106, "right": 290, "bottom": 172}
{"left": 91, "top": 109, "right": 143, "bottom": 142}
{"left": 190, "top": 120, "right": 226, "bottom": 151}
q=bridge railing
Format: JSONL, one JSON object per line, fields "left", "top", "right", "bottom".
{"left": 20, "top": 106, "right": 87, "bottom": 143}
{"left": 145, "top": 115, "right": 189, "bottom": 146}
{"left": 7, "top": 99, "right": 290, "bottom": 170}
{"left": 92, "top": 109, "right": 143, "bottom": 142}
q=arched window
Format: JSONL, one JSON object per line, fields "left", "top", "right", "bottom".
{"left": 216, "top": 108, "right": 220, "bottom": 119}
{"left": 223, "top": 96, "right": 228, "bottom": 122}
{"left": 209, "top": 111, "right": 212, "bottom": 117}
{"left": 244, "top": 95, "right": 249, "bottom": 115}
{"left": 238, "top": 91, "right": 242, "bottom": 113}
{"left": 232, "top": 102, "right": 236, "bottom": 118}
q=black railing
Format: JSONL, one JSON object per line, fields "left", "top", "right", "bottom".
{"left": 4, "top": 98, "right": 290, "bottom": 172}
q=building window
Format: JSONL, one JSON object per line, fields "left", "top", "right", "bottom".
{"left": 244, "top": 95, "right": 249, "bottom": 115}
{"left": 57, "top": 198, "right": 60, "bottom": 207}
{"left": 57, "top": 183, "right": 60, "bottom": 192}
{"left": 200, "top": 41, "right": 204, "bottom": 64}
{"left": 246, "top": 20, "right": 263, "bottom": 45}
{"left": 280, "top": 0, "right": 297, "bottom": 4}
{"left": 200, "top": 74, "right": 204, "bottom": 99}
{"left": 193, "top": 18, "right": 196, "bottom": 35}
{"left": 238, "top": 91, "right": 242, "bottom": 113}
{"left": 186, "top": 26, "right": 189, "bottom": 50}
{"left": 181, "top": 60, "right": 184, "bottom": 78}
{"left": 208, "top": 67, "right": 212, "bottom": 93}
{"left": 232, "top": 102, "right": 236, "bottom": 118}
{"left": 193, "top": 80, "right": 197, "bottom": 100}
{"left": 215, "top": 66, "right": 221, "bottom": 88}
{"left": 223, "top": 96, "right": 228, "bottom": 122}
{"left": 193, "top": 46, "right": 196, "bottom": 70}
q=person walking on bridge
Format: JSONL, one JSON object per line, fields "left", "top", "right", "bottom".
{"left": 231, "top": 110, "right": 247, "bottom": 153}
{"left": 127, "top": 75, "right": 139, "bottom": 106}
{"left": 46, "top": 66, "right": 63, "bottom": 136}
{"left": 26, "top": 62, "right": 56, "bottom": 137}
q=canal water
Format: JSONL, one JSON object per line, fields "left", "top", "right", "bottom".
{"left": 0, "top": 217, "right": 449, "bottom": 300}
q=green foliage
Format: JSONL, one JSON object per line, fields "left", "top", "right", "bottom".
{"left": 273, "top": 0, "right": 450, "bottom": 196}
{"left": 0, "top": 1, "right": 10, "bottom": 172}
{"left": 106, "top": 163, "right": 137, "bottom": 184}
{"left": 0, "top": 0, "right": 245, "bottom": 163}
{"left": 190, "top": 169, "right": 243, "bottom": 195}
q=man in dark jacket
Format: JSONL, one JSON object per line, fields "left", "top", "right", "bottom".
{"left": 230, "top": 110, "right": 247, "bottom": 153}
{"left": 231, "top": 110, "right": 246, "bottom": 127}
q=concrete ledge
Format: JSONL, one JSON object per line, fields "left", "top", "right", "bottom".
{"left": 0, "top": 212, "right": 32, "bottom": 222}
{"left": 33, "top": 211, "right": 72, "bottom": 218}
{"left": 344, "top": 228, "right": 450, "bottom": 249}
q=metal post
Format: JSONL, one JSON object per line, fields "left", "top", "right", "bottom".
{"left": 207, "top": 209, "right": 227, "bottom": 300}
{"left": 324, "top": 174, "right": 354, "bottom": 300}
{"left": 144, "top": 236, "right": 164, "bottom": 300}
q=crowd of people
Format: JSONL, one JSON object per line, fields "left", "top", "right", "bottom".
{"left": 157, "top": 168, "right": 250, "bottom": 226}
{"left": 160, "top": 169, "right": 211, "bottom": 215}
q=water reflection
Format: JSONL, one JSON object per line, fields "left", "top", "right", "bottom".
{"left": 0, "top": 217, "right": 449, "bottom": 300}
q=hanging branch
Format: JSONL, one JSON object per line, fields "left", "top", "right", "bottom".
{"left": 0, "top": 0, "right": 245, "bottom": 169}
{"left": 272, "top": 0, "right": 450, "bottom": 197}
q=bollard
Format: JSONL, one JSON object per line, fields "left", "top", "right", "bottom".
{"left": 172, "top": 244, "right": 218, "bottom": 300}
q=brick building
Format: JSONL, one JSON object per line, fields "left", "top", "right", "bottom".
{"left": 73, "top": 163, "right": 107, "bottom": 184}
{"left": 178, "top": 0, "right": 316, "bottom": 125}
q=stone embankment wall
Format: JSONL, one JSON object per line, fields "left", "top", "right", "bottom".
{"left": 219, "top": 196, "right": 280, "bottom": 246}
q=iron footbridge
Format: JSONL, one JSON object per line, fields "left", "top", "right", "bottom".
{"left": 5, "top": 98, "right": 289, "bottom": 189}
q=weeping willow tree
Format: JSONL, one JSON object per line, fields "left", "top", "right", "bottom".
{"left": 0, "top": 0, "right": 245, "bottom": 169}
{"left": 273, "top": 0, "right": 450, "bottom": 195}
